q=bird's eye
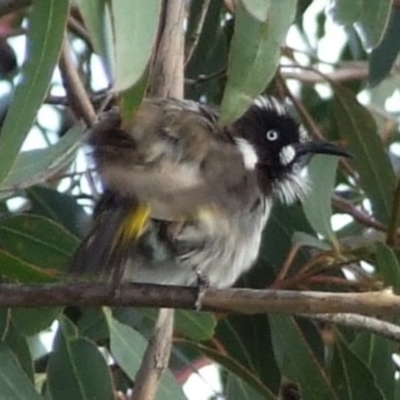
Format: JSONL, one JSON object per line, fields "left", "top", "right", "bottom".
{"left": 266, "top": 130, "right": 279, "bottom": 141}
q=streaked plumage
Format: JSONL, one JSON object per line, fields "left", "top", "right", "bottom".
{"left": 70, "top": 97, "right": 348, "bottom": 288}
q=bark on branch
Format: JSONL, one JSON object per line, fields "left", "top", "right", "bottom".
{"left": 1, "top": 282, "right": 399, "bottom": 319}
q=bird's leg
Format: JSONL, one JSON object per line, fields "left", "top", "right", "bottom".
{"left": 194, "top": 269, "right": 209, "bottom": 311}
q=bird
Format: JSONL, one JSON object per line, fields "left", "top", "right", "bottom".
{"left": 69, "top": 96, "right": 349, "bottom": 288}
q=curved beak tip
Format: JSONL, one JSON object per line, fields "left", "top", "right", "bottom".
{"left": 298, "top": 141, "right": 351, "bottom": 159}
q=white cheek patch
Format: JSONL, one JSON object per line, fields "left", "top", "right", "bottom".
{"left": 235, "top": 138, "right": 258, "bottom": 170}
{"left": 280, "top": 145, "right": 296, "bottom": 166}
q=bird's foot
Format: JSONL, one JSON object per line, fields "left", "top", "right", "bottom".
{"left": 194, "top": 270, "right": 209, "bottom": 311}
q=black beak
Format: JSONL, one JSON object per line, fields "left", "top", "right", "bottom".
{"left": 296, "top": 141, "right": 351, "bottom": 159}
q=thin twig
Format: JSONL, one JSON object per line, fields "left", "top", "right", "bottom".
{"left": 59, "top": 35, "right": 97, "bottom": 126}
{"left": 386, "top": 178, "right": 400, "bottom": 247}
{"left": 131, "top": 308, "right": 175, "bottom": 400}
{"left": 184, "top": 0, "right": 211, "bottom": 66}
{"left": 184, "top": 67, "right": 226, "bottom": 87}
{"left": 271, "top": 243, "right": 301, "bottom": 287}
{"left": 332, "top": 195, "right": 388, "bottom": 233}
{"left": 67, "top": 16, "right": 93, "bottom": 49}
{"left": 301, "top": 313, "right": 400, "bottom": 342}
{"left": 281, "top": 65, "right": 369, "bottom": 84}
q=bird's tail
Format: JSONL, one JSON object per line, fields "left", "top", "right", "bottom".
{"left": 68, "top": 191, "right": 150, "bottom": 284}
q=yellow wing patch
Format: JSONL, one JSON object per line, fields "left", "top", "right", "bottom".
{"left": 113, "top": 203, "right": 151, "bottom": 248}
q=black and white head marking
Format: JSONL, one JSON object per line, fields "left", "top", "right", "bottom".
{"left": 233, "top": 96, "right": 311, "bottom": 204}
{"left": 235, "top": 137, "right": 258, "bottom": 170}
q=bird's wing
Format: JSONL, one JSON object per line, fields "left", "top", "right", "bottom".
{"left": 88, "top": 98, "right": 254, "bottom": 220}
{"left": 69, "top": 190, "right": 215, "bottom": 282}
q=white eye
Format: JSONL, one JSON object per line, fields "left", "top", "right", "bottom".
{"left": 266, "top": 130, "right": 279, "bottom": 141}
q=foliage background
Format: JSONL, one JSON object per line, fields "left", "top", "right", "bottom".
{"left": 0, "top": 0, "right": 399, "bottom": 399}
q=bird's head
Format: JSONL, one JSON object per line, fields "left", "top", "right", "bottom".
{"left": 233, "top": 96, "right": 349, "bottom": 203}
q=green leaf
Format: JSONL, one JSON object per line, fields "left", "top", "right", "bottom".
{"left": 110, "top": 0, "right": 162, "bottom": 92}
{"left": 12, "top": 308, "right": 62, "bottom": 336}
{"left": 0, "top": 250, "right": 56, "bottom": 283}
{"left": 76, "top": 308, "right": 109, "bottom": 342}
{"left": 329, "top": 0, "right": 361, "bottom": 25}
{"left": 241, "top": 0, "right": 270, "bottom": 22}
{"left": 351, "top": 332, "right": 396, "bottom": 400}
{"left": 27, "top": 186, "right": 90, "bottom": 238}
{"left": 76, "top": 0, "right": 110, "bottom": 74}
{"left": 194, "top": 343, "right": 276, "bottom": 399}
{"left": 0, "top": 214, "right": 79, "bottom": 275}
{"left": 0, "top": 309, "right": 10, "bottom": 340}
{"left": 334, "top": 85, "right": 396, "bottom": 224}
{"left": 256, "top": 203, "right": 313, "bottom": 275}
{"left": 4, "top": 322, "right": 34, "bottom": 381}
{"left": 174, "top": 310, "right": 216, "bottom": 341}
{"left": 331, "top": 333, "right": 385, "bottom": 400}
{"left": 356, "top": 0, "right": 392, "bottom": 50}
{"left": 292, "top": 231, "right": 332, "bottom": 251}
{"left": 118, "top": 67, "right": 149, "bottom": 126}
{"left": 0, "top": 0, "right": 69, "bottom": 186}
{"left": 105, "top": 308, "right": 147, "bottom": 377}
{"left": 302, "top": 155, "right": 339, "bottom": 243}
{"left": 47, "top": 322, "right": 114, "bottom": 400}
{"left": 373, "top": 242, "right": 400, "bottom": 294}
{"left": 104, "top": 308, "right": 186, "bottom": 400}
{"left": 219, "top": 0, "right": 296, "bottom": 125}
{"left": 329, "top": 0, "right": 392, "bottom": 50}
{"left": 185, "top": 0, "right": 226, "bottom": 103}
{"left": 225, "top": 372, "right": 266, "bottom": 400}
{"left": 369, "top": 7, "right": 400, "bottom": 86}
{"left": 0, "top": 342, "right": 42, "bottom": 400}
{"left": 215, "top": 314, "right": 280, "bottom": 394}
{"left": 269, "top": 315, "right": 338, "bottom": 400}
{"left": 1, "top": 126, "right": 82, "bottom": 195}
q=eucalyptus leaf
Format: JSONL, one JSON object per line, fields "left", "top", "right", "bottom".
{"left": 76, "top": 0, "right": 111, "bottom": 77}
{"left": 47, "top": 329, "right": 114, "bottom": 400}
{"left": 351, "top": 332, "right": 396, "bottom": 400}
{"left": 331, "top": 333, "right": 385, "bottom": 400}
{"left": 219, "top": 0, "right": 296, "bottom": 124}
{"left": 111, "top": 0, "right": 161, "bottom": 92}
{"left": 334, "top": 85, "right": 396, "bottom": 224}
{"left": 369, "top": 7, "right": 400, "bottom": 86}
{"left": 174, "top": 310, "right": 216, "bottom": 341}
{"left": 0, "top": 0, "right": 69, "bottom": 186}
{"left": 373, "top": 241, "right": 400, "bottom": 294}
{"left": 0, "top": 214, "right": 79, "bottom": 274}
{"left": 241, "top": 0, "right": 270, "bottom": 22}
{"left": 1, "top": 126, "right": 82, "bottom": 194}
{"left": 302, "top": 155, "right": 339, "bottom": 243}
{"left": 104, "top": 308, "right": 186, "bottom": 400}
{"left": 329, "top": 0, "right": 392, "bottom": 50}
{"left": 0, "top": 343, "right": 42, "bottom": 400}
{"left": 269, "top": 315, "right": 338, "bottom": 400}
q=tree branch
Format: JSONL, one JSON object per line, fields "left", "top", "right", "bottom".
{"left": 332, "top": 194, "right": 388, "bottom": 233}
{"left": 59, "top": 35, "right": 97, "bottom": 126}
{"left": 1, "top": 282, "right": 400, "bottom": 320}
{"left": 280, "top": 64, "right": 369, "bottom": 83}
{"left": 131, "top": 1, "right": 186, "bottom": 398}
{"left": 302, "top": 313, "right": 400, "bottom": 342}
{"left": 148, "top": 0, "right": 185, "bottom": 98}
{"left": 184, "top": 0, "right": 211, "bottom": 66}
